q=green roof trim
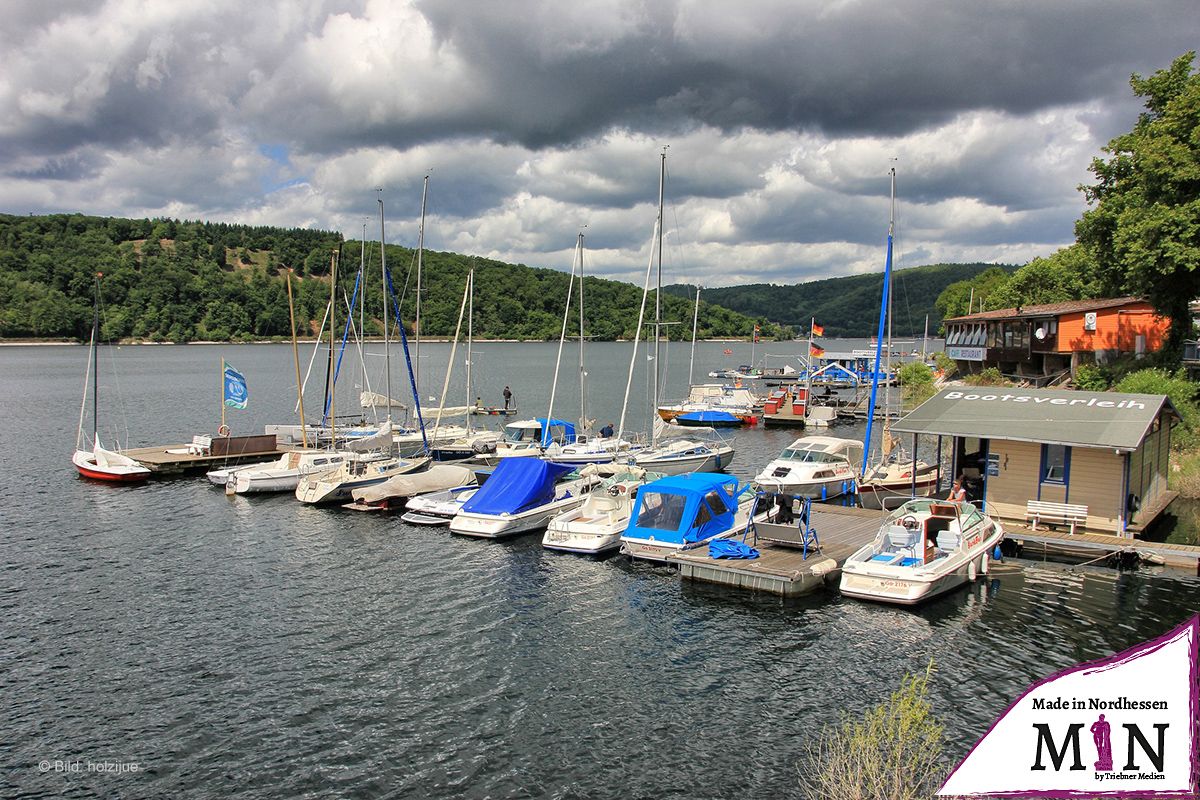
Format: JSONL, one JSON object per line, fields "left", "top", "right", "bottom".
{"left": 891, "top": 388, "right": 1179, "bottom": 451}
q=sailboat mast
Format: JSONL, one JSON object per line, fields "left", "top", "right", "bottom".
{"left": 466, "top": 263, "right": 474, "bottom": 436}
{"left": 883, "top": 167, "right": 896, "bottom": 443}
{"left": 378, "top": 194, "right": 393, "bottom": 417}
{"left": 652, "top": 147, "right": 666, "bottom": 446}
{"left": 578, "top": 232, "right": 587, "bottom": 427}
{"left": 416, "top": 174, "right": 428, "bottom": 392}
{"left": 546, "top": 237, "right": 581, "bottom": 430}
{"left": 329, "top": 249, "right": 338, "bottom": 446}
{"left": 688, "top": 285, "right": 700, "bottom": 386}
{"left": 92, "top": 273, "right": 100, "bottom": 443}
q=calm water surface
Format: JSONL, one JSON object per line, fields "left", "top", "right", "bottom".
{"left": 3, "top": 341, "right": 1198, "bottom": 799}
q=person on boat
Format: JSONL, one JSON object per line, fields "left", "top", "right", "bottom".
{"left": 950, "top": 475, "right": 967, "bottom": 502}
{"left": 599, "top": 422, "right": 614, "bottom": 438}
{"left": 475, "top": 396, "right": 482, "bottom": 410}
{"left": 503, "top": 386, "right": 512, "bottom": 410}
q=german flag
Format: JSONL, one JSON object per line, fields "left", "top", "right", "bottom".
{"left": 753, "top": 324, "right": 760, "bottom": 343}
{"left": 810, "top": 344, "right": 825, "bottom": 358}
{"left": 811, "top": 322, "right": 824, "bottom": 337}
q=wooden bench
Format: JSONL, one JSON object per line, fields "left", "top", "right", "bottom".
{"left": 1026, "top": 500, "right": 1088, "bottom": 535}
{"left": 187, "top": 435, "right": 212, "bottom": 455}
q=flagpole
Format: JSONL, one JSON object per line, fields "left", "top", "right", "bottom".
{"left": 220, "top": 358, "right": 226, "bottom": 433}
{"left": 286, "top": 268, "right": 308, "bottom": 448}
{"left": 806, "top": 318, "right": 815, "bottom": 426}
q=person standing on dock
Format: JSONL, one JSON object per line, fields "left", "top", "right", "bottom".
{"left": 503, "top": 386, "right": 512, "bottom": 410}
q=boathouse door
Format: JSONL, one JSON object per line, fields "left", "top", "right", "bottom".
{"left": 954, "top": 436, "right": 990, "bottom": 512}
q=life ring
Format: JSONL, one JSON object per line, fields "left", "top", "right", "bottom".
{"left": 217, "top": 424, "right": 231, "bottom": 437}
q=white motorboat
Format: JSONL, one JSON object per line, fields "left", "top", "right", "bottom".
{"left": 450, "top": 459, "right": 600, "bottom": 539}
{"left": 856, "top": 457, "right": 941, "bottom": 510}
{"left": 400, "top": 485, "right": 480, "bottom": 526}
{"left": 544, "top": 435, "right": 643, "bottom": 466}
{"left": 839, "top": 498, "right": 1005, "bottom": 605}
{"left": 295, "top": 455, "right": 430, "bottom": 505}
{"left": 543, "top": 465, "right": 663, "bottom": 555}
{"left": 753, "top": 436, "right": 863, "bottom": 499}
{"left": 208, "top": 450, "right": 356, "bottom": 493}
{"left": 619, "top": 472, "right": 758, "bottom": 562}
{"left": 633, "top": 438, "right": 734, "bottom": 475}
{"left": 481, "top": 417, "right": 578, "bottom": 461}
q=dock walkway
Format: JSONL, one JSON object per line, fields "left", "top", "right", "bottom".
{"left": 668, "top": 505, "right": 885, "bottom": 596}
{"left": 1004, "top": 520, "right": 1200, "bottom": 573}
{"left": 126, "top": 435, "right": 290, "bottom": 475}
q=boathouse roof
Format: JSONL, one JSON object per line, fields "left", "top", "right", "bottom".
{"left": 891, "top": 388, "right": 1179, "bottom": 451}
{"left": 943, "top": 296, "right": 1144, "bottom": 323}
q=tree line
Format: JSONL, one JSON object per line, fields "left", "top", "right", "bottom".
{"left": 0, "top": 213, "right": 788, "bottom": 343}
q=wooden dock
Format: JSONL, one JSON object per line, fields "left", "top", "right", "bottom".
{"left": 1005, "top": 521, "right": 1200, "bottom": 573}
{"left": 125, "top": 434, "right": 289, "bottom": 475}
{"left": 668, "top": 505, "right": 885, "bottom": 596}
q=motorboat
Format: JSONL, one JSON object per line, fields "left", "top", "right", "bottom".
{"left": 208, "top": 450, "right": 355, "bottom": 493}
{"left": 543, "top": 465, "right": 663, "bottom": 555}
{"left": 344, "top": 464, "right": 476, "bottom": 512}
{"left": 543, "top": 434, "right": 643, "bottom": 466}
{"left": 657, "top": 384, "right": 760, "bottom": 425}
{"left": 674, "top": 410, "right": 743, "bottom": 428}
{"left": 449, "top": 459, "right": 600, "bottom": 539}
{"left": 619, "top": 472, "right": 757, "bottom": 562}
{"left": 633, "top": 438, "right": 735, "bottom": 475}
{"left": 400, "top": 485, "right": 480, "bottom": 526}
{"left": 485, "top": 417, "right": 577, "bottom": 460}
{"left": 429, "top": 429, "right": 501, "bottom": 462}
{"left": 753, "top": 436, "right": 863, "bottom": 500}
{"left": 839, "top": 498, "right": 1005, "bottom": 605}
{"left": 295, "top": 455, "right": 430, "bottom": 505}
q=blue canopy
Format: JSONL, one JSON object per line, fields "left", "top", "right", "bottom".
{"left": 623, "top": 473, "right": 741, "bottom": 546}
{"left": 460, "top": 458, "right": 574, "bottom": 515}
{"left": 535, "top": 417, "right": 577, "bottom": 447}
{"left": 677, "top": 410, "right": 741, "bottom": 426}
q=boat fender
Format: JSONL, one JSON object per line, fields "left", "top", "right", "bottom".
{"left": 992, "top": 544, "right": 1003, "bottom": 562}
{"left": 820, "top": 484, "right": 827, "bottom": 501}
{"left": 968, "top": 559, "right": 977, "bottom": 582}
{"left": 980, "top": 552, "right": 989, "bottom": 575}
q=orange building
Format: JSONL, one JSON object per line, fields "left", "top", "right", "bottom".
{"left": 943, "top": 297, "right": 1170, "bottom": 383}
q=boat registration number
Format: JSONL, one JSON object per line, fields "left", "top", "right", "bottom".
{"left": 844, "top": 576, "right": 907, "bottom": 593}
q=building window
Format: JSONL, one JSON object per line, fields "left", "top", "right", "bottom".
{"left": 1041, "top": 444, "right": 1070, "bottom": 485}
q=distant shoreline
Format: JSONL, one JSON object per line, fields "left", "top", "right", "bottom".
{"left": 0, "top": 336, "right": 780, "bottom": 346}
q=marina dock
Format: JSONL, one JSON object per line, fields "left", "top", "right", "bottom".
{"left": 1004, "top": 522, "right": 1200, "bottom": 574}
{"left": 125, "top": 434, "right": 289, "bottom": 475}
{"left": 668, "top": 505, "right": 885, "bottom": 596}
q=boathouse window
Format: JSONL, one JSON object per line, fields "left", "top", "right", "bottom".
{"left": 1040, "top": 444, "right": 1070, "bottom": 485}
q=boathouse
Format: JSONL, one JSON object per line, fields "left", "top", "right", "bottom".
{"left": 942, "top": 297, "right": 1169, "bottom": 382}
{"left": 891, "top": 387, "right": 1180, "bottom": 536}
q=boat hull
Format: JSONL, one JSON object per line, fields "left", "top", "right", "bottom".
{"left": 72, "top": 448, "right": 151, "bottom": 483}
{"left": 451, "top": 493, "right": 590, "bottom": 539}
{"left": 839, "top": 525, "right": 1004, "bottom": 605}
{"left": 855, "top": 473, "right": 940, "bottom": 510}
{"left": 634, "top": 447, "right": 734, "bottom": 476}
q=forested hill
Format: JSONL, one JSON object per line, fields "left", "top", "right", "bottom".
{"left": 0, "top": 213, "right": 787, "bottom": 342}
{"left": 665, "top": 262, "right": 1016, "bottom": 337}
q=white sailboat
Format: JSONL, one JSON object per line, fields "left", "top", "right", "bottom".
{"left": 72, "top": 273, "right": 151, "bottom": 483}
{"left": 856, "top": 167, "right": 937, "bottom": 509}
{"left": 619, "top": 149, "right": 734, "bottom": 476}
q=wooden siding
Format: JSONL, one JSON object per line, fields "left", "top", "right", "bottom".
{"left": 981, "top": 440, "right": 1041, "bottom": 525}
{"left": 1056, "top": 301, "right": 1167, "bottom": 354}
{"left": 1064, "top": 447, "right": 1124, "bottom": 533}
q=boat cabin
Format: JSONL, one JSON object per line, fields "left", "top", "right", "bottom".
{"left": 502, "top": 418, "right": 577, "bottom": 447}
{"left": 891, "top": 388, "right": 1180, "bottom": 536}
{"left": 624, "top": 473, "right": 741, "bottom": 546}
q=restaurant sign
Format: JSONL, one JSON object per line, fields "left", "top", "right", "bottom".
{"left": 948, "top": 346, "right": 986, "bottom": 361}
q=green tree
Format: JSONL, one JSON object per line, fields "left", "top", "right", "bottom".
{"left": 986, "top": 244, "right": 1098, "bottom": 309}
{"left": 1076, "top": 52, "right": 1200, "bottom": 356}
{"left": 934, "top": 267, "right": 1011, "bottom": 323}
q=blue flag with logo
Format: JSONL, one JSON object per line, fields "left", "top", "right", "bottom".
{"left": 223, "top": 362, "right": 248, "bottom": 409}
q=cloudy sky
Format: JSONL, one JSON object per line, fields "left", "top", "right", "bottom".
{"left": 2, "top": 1, "right": 1196, "bottom": 287}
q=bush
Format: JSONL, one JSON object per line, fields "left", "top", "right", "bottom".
{"left": 962, "top": 367, "right": 1008, "bottom": 387}
{"left": 801, "top": 660, "right": 945, "bottom": 800}
{"left": 1073, "top": 363, "right": 1109, "bottom": 391}
{"left": 1112, "top": 368, "right": 1198, "bottom": 452}
{"left": 931, "top": 351, "right": 956, "bottom": 378}
{"left": 898, "top": 361, "right": 936, "bottom": 408}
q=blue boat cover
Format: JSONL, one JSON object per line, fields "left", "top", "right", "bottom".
{"left": 678, "top": 410, "right": 740, "bottom": 425}
{"left": 460, "top": 458, "right": 574, "bottom": 515}
{"left": 535, "top": 417, "right": 577, "bottom": 447}
{"left": 709, "top": 539, "right": 759, "bottom": 559}
{"left": 624, "top": 473, "right": 742, "bottom": 546}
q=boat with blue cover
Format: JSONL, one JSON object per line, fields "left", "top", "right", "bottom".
{"left": 675, "top": 410, "right": 742, "bottom": 428}
{"left": 482, "top": 417, "right": 577, "bottom": 461}
{"left": 619, "top": 473, "right": 757, "bottom": 562}
{"left": 450, "top": 458, "right": 601, "bottom": 539}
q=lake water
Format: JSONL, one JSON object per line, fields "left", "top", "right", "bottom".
{"left": 4, "top": 341, "right": 1199, "bottom": 799}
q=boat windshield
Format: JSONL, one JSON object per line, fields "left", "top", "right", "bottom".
{"left": 504, "top": 426, "right": 540, "bottom": 444}
{"left": 887, "top": 498, "right": 982, "bottom": 529}
{"left": 780, "top": 447, "right": 843, "bottom": 464}
{"left": 636, "top": 492, "right": 687, "bottom": 532}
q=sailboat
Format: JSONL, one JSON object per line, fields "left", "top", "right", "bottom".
{"left": 625, "top": 149, "right": 734, "bottom": 476}
{"left": 72, "top": 273, "right": 151, "bottom": 483}
{"left": 295, "top": 211, "right": 428, "bottom": 505}
{"left": 856, "top": 168, "right": 938, "bottom": 510}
